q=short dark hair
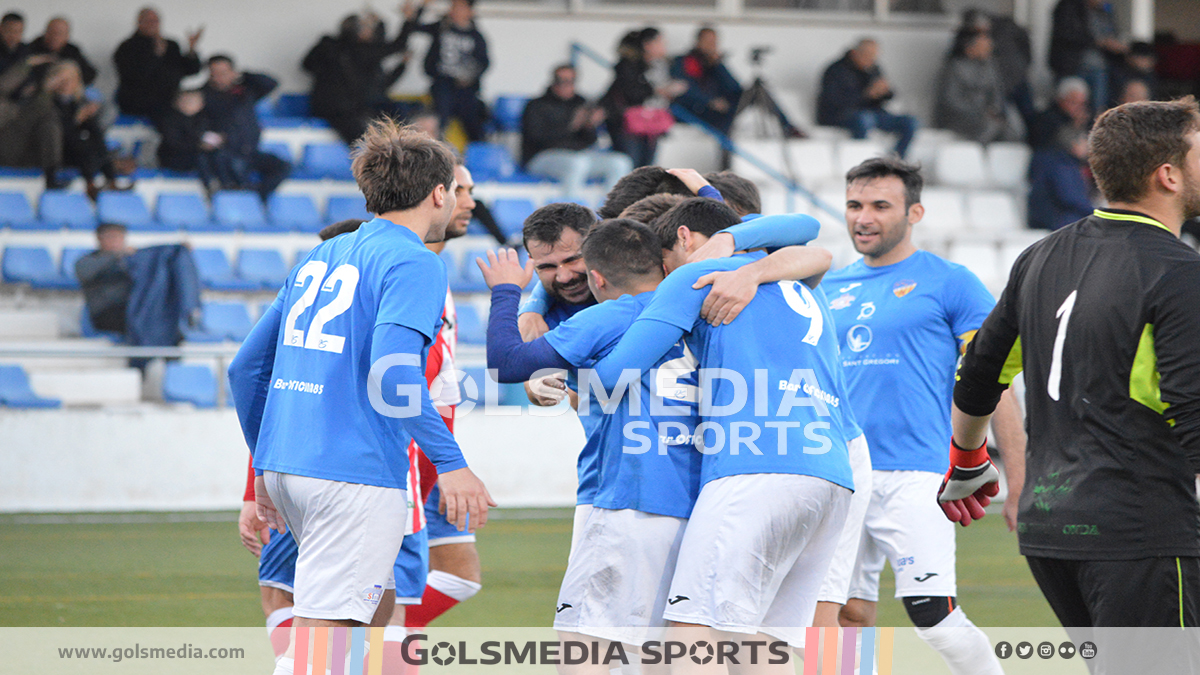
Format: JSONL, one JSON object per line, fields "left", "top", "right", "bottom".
{"left": 619, "top": 193, "right": 686, "bottom": 225}
{"left": 844, "top": 156, "right": 923, "bottom": 209}
{"left": 522, "top": 202, "right": 597, "bottom": 249}
{"left": 350, "top": 118, "right": 457, "bottom": 214}
{"left": 653, "top": 198, "right": 740, "bottom": 250}
{"left": 704, "top": 171, "right": 761, "bottom": 216}
{"left": 1089, "top": 97, "right": 1200, "bottom": 204}
{"left": 581, "top": 218, "right": 664, "bottom": 288}
{"left": 318, "top": 219, "right": 365, "bottom": 241}
{"left": 696, "top": 25, "right": 715, "bottom": 41}
{"left": 96, "top": 222, "right": 126, "bottom": 237}
{"left": 598, "top": 166, "right": 692, "bottom": 219}
{"left": 207, "top": 54, "right": 234, "bottom": 68}
{"left": 1, "top": 12, "right": 23, "bottom": 24}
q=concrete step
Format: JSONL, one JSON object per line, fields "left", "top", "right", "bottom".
{"left": 0, "top": 311, "right": 58, "bottom": 339}
{"left": 28, "top": 368, "right": 143, "bottom": 406}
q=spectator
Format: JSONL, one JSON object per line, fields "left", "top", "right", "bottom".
{"left": 302, "top": 12, "right": 411, "bottom": 145}
{"left": 1028, "top": 76, "right": 1091, "bottom": 150}
{"left": 0, "top": 47, "right": 64, "bottom": 188}
{"left": 601, "top": 28, "right": 687, "bottom": 168}
{"left": 934, "top": 28, "right": 1020, "bottom": 143}
{"left": 157, "top": 89, "right": 236, "bottom": 188}
{"left": 76, "top": 223, "right": 133, "bottom": 334}
{"left": 817, "top": 39, "right": 918, "bottom": 158}
{"left": 670, "top": 26, "right": 742, "bottom": 136}
{"left": 521, "top": 64, "right": 632, "bottom": 196}
{"left": 113, "top": 7, "right": 202, "bottom": 122}
{"left": 404, "top": 0, "right": 489, "bottom": 142}
{"left": 1116, "top": 78, "right": 1151, "bottom": 105}
{"left": 1048, "top": 0, "right": 1125, "bottom": 114}
{"left": 1027, "top": 128, "right": 1094, "bottom": 231}
{"left": 0, "top": 12, "right": 27, "bottom": 75}
{"left": 970, "top": 10, "right": 1036, "bottom": 128}
{"left": 1110, "top": 41, "right": 1160, "bottom": 107}
{"left": 201, "top": 55, "right": 290, "bottom": 199}
{"left": 29, "top": 17, "right": 97, "bottom": 86}
{"left": 45, "top": 61, "right": 124, "bottom": 199}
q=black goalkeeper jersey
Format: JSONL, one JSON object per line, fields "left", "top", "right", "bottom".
{"left": 955, "top": 209, "right": 1200, "bottom": 560}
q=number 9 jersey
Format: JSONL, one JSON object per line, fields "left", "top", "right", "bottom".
{"left": 253, "top": 218, "right": 449, "bottom": 491}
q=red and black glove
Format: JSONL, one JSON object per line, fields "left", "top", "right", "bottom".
{"left": 937, "top": 439, "right": 1000, "bottom": 527}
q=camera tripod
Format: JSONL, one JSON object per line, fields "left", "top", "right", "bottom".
{"left": 734, "top": 47, "right": 806, "bottom": 182}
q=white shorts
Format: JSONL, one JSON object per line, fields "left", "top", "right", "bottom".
{"left": 264, "top": 471, "right": 408, "bottom": 624}
{"left": 663, "top": 473, "right": 851, "bottom": 647}
{"left": 554, "top": 508, "right": 687, "bottom": 645}
{"left": 568, "top": 503, "right": 594, "bottom": 562}
{"left": 818, "top": 435, "right": 873, "bottom": 605}
{"left": 847, "top": 470, "right": 958, "bottom": 602}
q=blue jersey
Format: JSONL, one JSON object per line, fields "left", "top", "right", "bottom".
{"left": 821, "top": 250, "right": 995, "bottom": 473}
{"left": 253, "top": 218, "right": 448, "bottom": 489}
{"left": 631, "top": 252, "right": 854, "bottom": 490}
{"left": 540, "top": 292, "right": 602, "bottom": 504}
{"left": 545, "top": 293, "right": 702, "bottom": 518}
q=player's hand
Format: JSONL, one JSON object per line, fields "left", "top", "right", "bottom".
{"left": 937, "top": 439, "right": 1001, "bottom": 527}
{"left": 1002, "top": 488, "right": 1019, "bottom": 532}
{"left": 526, "top": 374, "right": 568, "bottom": 406}
{"left": 694, "top": 268, "right": 757, "bottom": 326}
{"left": 667, "top": 168, "right": 711, "bottom": 196}
{"left": 186, "top": 26, "right": 204, "bottom": 52}
{"left": 687, "top": 231, "right": 736, "bottom": 264}
{"left": 518, "top": 312, "right": 550, "bottom": 341}
{"left": 437, "top": 467, "right": 496, "bottom": 533}
{"left": 254, "top": 475, "right": 287, "bottom": 534}
{"left": 477, "top": 248, "right": 533, "bottom": 290}
{"left": 238, "top": 501, "right": 271, "bottom": 557}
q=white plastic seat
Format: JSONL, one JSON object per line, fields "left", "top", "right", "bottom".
{"left": 947, "top": 241, "right": 1001, "bottom": 287}
{"left": 967, "top": 190, "right": 1023, "bottom": 231}
{"left": 917, "top": 187, "right": 967, "bottom": 235}
{"left": 934, "top": 141, "right": 989, "bottom": 188}
{"left": 987, "top": 142, "right": 1032, "bottom": 189}
{"left": 835, "top": 139, "right": 887, "bottom": 177}
{"left": 787, "top": 138, "right": 838, "bottom": 188}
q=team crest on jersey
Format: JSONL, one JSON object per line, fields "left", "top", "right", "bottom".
{"left": 893, "top": 280, "right": 918, "bottom": 297}
{"left": 830, "top": 293, "right": 855, "bottom": 310}
{"left": 362, "top": 585, "right": 384, "bottom": 605}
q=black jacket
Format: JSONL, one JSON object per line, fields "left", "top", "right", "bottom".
{"left": 600, "top": 57, "right": 653, "bottom": 136}
{"left": 156, "top": 108, "right": 207, "bottom": 171}
{"left": 302, "top": 33, "right": 407, "bottom": 118}
{"left": 76, "top": 250, "right": 132, "bottom": 334}
{"left": 520, "top": 89, "right": 597, "bottom": 165}
{"left": 0, "top": 41, "right": 27, "bottom": 78}
{"left": 816, "top": 52, "right": 891, "bottom": 126}
{"left": 404, "top": 9, "right": 488, "bottom": 88}
{"left": 113, "top": 32, "right": 200, "bottom": 119}
{"left": 202, "top": 72, "right": 276, "bottom": 155}
{"left": 1048, "top": 0, "right": 1093, "bottom": 77}
{"left": 29, "top": 38, "right": 98, "bottom": 85}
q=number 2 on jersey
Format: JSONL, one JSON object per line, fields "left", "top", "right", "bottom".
{"left": 1047, "top": 290, "right": 1078, "bottom": 401}
{"left": 778, "top": 281, "right": 824, "bottom": 346}
{"left": 282, "top": 261, "right": 360, "bottom": 354}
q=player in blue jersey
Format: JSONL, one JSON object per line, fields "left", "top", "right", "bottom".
{"left": 590, "top": 198, "right": 853, "bottom": 651}
{"left": 228, "top": 120, "right": 493, "bottom": 675}
{"left": 820, "top": 157, "right": 1024, "bottom": 675}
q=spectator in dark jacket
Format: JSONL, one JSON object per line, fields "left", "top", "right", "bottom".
{"left": 934, "top": 29, "right": 1020, "bottom": 143}
{"left": 76, "top": 223, "right": 134, "bottom": 334}
{"left": 0, "top": 13, "right": 65, "bottom": 187}
{"left": 302, "top": 12, "right": 411, "bottom": 145}
{"left": 521, "top": 64, "right": 632, "bottom": 195}
{"left": 1048, "top": 0, "right": 1125, "bottom": 114}
{"left": 0, "top": 12, "right": 27, "bottom": 75}
{"left": 157, "top": 89, "right": 238, "bottom": 192}
{"left": 1028, "top": 76, "right": 1090, "bottom": 150}
{"left": 1109, "top": 41, "right": 1160, "bottom": 108}
{"left": 601, "top": 28, "right": 687, "bottom": 168}
{"left": 113, "top": 8, "right": 202, "bottom": 122}
{"left": 670, "top": 26, "right": 742, "bottom": 135}
{"left": 29, "top": 17, "right": 97, "bottom": 86}
{"left": 1027, "top": 128, "right": 1094, "bottom": 231}
{"left": 404, "top": 0, "right": 489, "bottom": 142}
{"left": 45, "top": 61, "right": 122, "bottom": 199}
{"left": 202, "top": 55, "right": 290, "bottom": 199}
{"left": 816, "top": 39, "right": 918, "bottom": 158}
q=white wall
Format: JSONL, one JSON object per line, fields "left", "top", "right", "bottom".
{"left": 19, "top": 1, "right": 959, "bottom": 123}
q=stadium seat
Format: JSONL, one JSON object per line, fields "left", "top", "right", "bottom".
{"left": 200, "top": 302, "right": 254, "bottom": 341}
{"left": 39, "top": 191, "right": 97, "bottom": 230}
{"left": 274, "top": 93, "right": 311, "bottom": 117}
{"left": 299, "top": 142, "right": 353, "bottom": 180}
{"left": 97, "top": 191, "right": 162, "bottom": 231}
{"left": 491, "top": 96, "right": 529, "bottom": 133}
{"left": 918, "top": 188, "right": 967, "bottom": 234}
{"left": 456, "top": 304, "right": 486, "bottom": 344}
{"left": 0, "top": 191, "right": 38, "bottom": 229}
{"left": 489, "top": 198, "right": 536, "bottom": 239}
{"left": 986, "top": 142, "right": 1032, "bottom": 190}
{"left": 787, "top": 139, "right": 838, "bottom": 188}
{"left": 268, "top": 193, "right": 323, "bottom": 232}
{"left": 213, "top": 191, "right": 272, "bottom": 232}
{"left": 237, "top": 249, "right": 289, "bottom": 289}
{"left": 157, "top": 193, "right": 218, "bottom": 231}
{"left": 162, "top": 363, "right": 218, "bottom": 408}
{"left": 835, "top": 139, "right": 887, "bottom": 178}
{"left": 79, "top": 305, "right": 121, "bottom": 341}
{"left": 934, "top": 142, "right": 989, "bottom": 189}
{"left": 1, "top": 246, "right": 76, "bottom": 289}
{"left": 259, "top": 140, "right": 294, "bottom": 164}
{"left": 966, "top": 191, "right": 1023, "bottom": 231}
{"left": 60, "top": 247, "right": 91, "bottom": 282}
{"left": 730, "top": 139, "right": 789, "bottom": 185}
{"left": 192, "top": 248, "right": 259, "bottom": 291}
{"left": 947, "top": 241, "right": 1001, "bottom": 286}
{"left": 0, "top": 364, "right": 61, "bottom": 408}
{"left": 464, "top": 142, "right": 543, "bottom": 183}
{"left": 326, "top": 194, "right": 371, "bottom": 224}
{"left": 455, "top": 249, "right": 490, "bottom": 293}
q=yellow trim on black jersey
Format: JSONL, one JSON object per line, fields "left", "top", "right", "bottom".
{"left": 1130, "top": 323, "right": 1169, "bottom": 415}
{"left": 1093, "top": 209, "right": 1173, "bottom": 234}
{"left": 999, "top": 337, "right": 1023, "bottom": 386}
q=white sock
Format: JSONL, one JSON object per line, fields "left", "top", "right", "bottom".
{"left": 915, "top": 607, "right": 1004, "bottom": 675}
{"left": 427, "top": 569, "right": 482, "bottom": 601}
{"left": 266, "top": 607, "right": 294, "bottom": 633}
{"left": 272, "top": 656, "right": 294, "bottom": 675}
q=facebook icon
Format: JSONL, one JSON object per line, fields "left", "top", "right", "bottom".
{"left": 994, "top": 642, "right": 1013, "bottom": 659}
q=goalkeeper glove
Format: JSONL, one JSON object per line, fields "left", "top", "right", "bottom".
{"left": 937, "top": 439, "right": 1000, "bottom": 527}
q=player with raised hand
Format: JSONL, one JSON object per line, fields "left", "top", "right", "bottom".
{"left": 228, "top": 119, "right": 493, "bottom": 675}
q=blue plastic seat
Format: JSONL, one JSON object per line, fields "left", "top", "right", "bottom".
{"left": 157, "top": 193, "right": 218, "bottom": 231}
{"left": 162, "top": 363, "right": 217, "bottom": 408}
{"left": 96, "top": 191, "right": 162, "bottom": 231}
{"left": 464, "top": 142, "right": 544, "bottom": 183}
{"left": 456, "top": 304, "right": 486, "bottom": 344}
{"left": 491, "top": 96, "right": 529, "bottom": 133}
{"left": 438, "top": 249, "right": 458, "bottom": 281}
{"left": 39, "top": 191, "right": 97, "bottom": 230}
{"left": 274, "top": 93, "right": 311, "bottom": 117}
{"left": 0, "top": 364, "right": 61, "bottom": 408}
{"left": 455, "top": 248, "right": 490, "bottom": 293}
{"left": 237, "top": 249, "right": 289, "bottom": 289}
{"left": 326, "top": 194, "right": 371, "bottom": 224}
{"left": 201, "top": 302, "right": 254, "bottom": 341}
{"left": 299, "top": 142, "right": 353, "bottom": 180}
{"left": 490, "top": 198, "right": 536, "bottom": 238}
{"left": 192, "top": 248, "right": 259, "bottom": 291}
{"left": 1, "top": 246, "right": 76, "bottom": 289}
{"left": 259, "top": 140, "right": 294, "bottom": 164}
{"left": 60, "top": 247, "right": 91, "bottom": 282}
{"left": 0, "top": 192, "right": 38, "bottom": 229}
{"left": 268, "top": 194, "right": 322, "bottom": 232}
{"left": 213, "top": 191, "right": 271, "bottom": 232}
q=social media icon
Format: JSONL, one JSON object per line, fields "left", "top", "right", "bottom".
{"left": 994, "top": 642, "right": 1012, "bottom": 659}
{"left": 1080, "top": 641, "right": 1097, "bottom": 659}
{"left": 1038, "top": 642, "right": 1055, "bottom": 659}
{"left": 1016, "top": 642, "right": 1033, "bottom": 659}
{"left": 1059, "top": 642, "right": 1076, "bottom": 659}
